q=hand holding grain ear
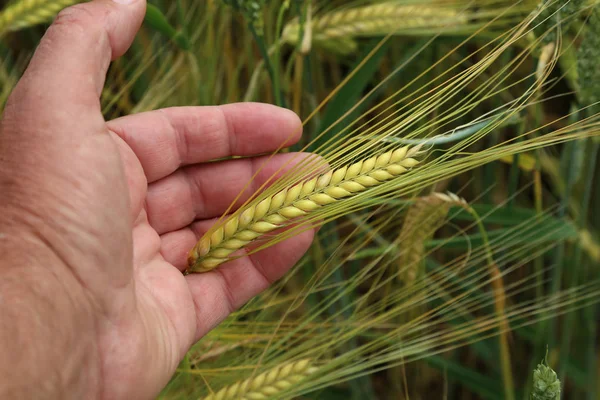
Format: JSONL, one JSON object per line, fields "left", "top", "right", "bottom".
{"left": 0, "top": 1, "right": 314, "bottom": 398}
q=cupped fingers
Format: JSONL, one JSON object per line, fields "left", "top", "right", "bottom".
{"left": 145, "top": 152, "right": 321, "bottom": 235}
{"left": 183, "top": 226, "right": 315, "bottom": 340}
{"left": 107, "top": 104, "right": 303, "bottom": 183}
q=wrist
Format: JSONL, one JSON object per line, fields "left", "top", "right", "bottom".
{"left": 0, "top": 232, "right": 100, "bottom": 399}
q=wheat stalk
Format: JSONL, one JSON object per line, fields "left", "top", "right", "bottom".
{"left": 187, "top": 145, "right": 422, "bottom": 273}
{"left": 282, "top": 2, "right": 467, "bottom": 53}
{"left": 200, "top": 359, "right": 317, "bottom": 400}
{"left": 190, "top": 338, "right": 261, "bottom": 364}
{"left": 0, "top": 0, "right": 79, "bottom": 36}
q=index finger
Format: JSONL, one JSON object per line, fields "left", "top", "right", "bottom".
{"left": 107, "top": 103, "right": 303, "bottom": 183}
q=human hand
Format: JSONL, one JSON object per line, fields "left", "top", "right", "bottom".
{"left": 0, "top": 1, "right": 314, "bottom": 398}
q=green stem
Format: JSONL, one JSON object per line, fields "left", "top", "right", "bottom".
{"left": 248, "top": 23, "right": 281, "bottom": 106}
{"left": 551, "top": 133, "right": 579, "bottom": 294}
{"left": 176, "top": 0, "right": 189, "bottom": 40}
{"left": 507, "top": 119, "right": 526, "bottom": 208}
{"left": 583, "top": 141, "right": 600, "bottom": 400}
{"left": 560, "top": 138, "right": 599, "bottom": 382}
{"left": 468, "top": 207, "right": 515, "bottom": 400}
{"left": 549, "top": 110, "right": 581, "bottom": 381}
{"left": 243, "top": 43, "right": 280, "bottom": 102}
{"left": 273, "top": 1, "right": 290, "bottom": 107}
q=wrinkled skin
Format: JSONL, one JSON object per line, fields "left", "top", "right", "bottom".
{"left": 0, "top": 1, "right": 314, "bottom": 398}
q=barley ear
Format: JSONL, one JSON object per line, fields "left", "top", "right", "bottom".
{"left": 200, "top": 359, "right": 318, "bottom": 400}
{"left": 531, "top": 352, "right": 561, "bottom": 400}
{"left": 222, "top": 0, "right": 266, "bottom": 35}
{"left": 577, "top": 7, "right": 600, "bottom": 115}
{"left": 397, "top": 192, "right": 466, "bottom": 285}
{"left": 282, "top": 3, "right": 466, "bottom": 55}
{"left": 0, "top": 0, "right": 79, "bottom": 36}
{"left": 187, "top": 145, "right": 423, "bottom": 273}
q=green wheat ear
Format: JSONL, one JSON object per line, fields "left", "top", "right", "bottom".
{"left": 222, "top": 0, "right": 266, "bottom": 34}
{"left": 0, "top": 0, "right": 79, "bottom": 36}
{"left": 531, "top": 352, "right": 561, "bottom": 400}
{"left": 578, "top": 6, "right": 600, "bottom": 115}
{"left": 533, "top": 0, "right": 585, "bottom": 44}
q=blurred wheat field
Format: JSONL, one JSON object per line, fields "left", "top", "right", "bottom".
{"left": 1, "top": 0, "right": 600, "bottom": 399}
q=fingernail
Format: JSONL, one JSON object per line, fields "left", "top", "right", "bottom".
{"left": 112, "top": 0, "right": 136, "bottom": 4}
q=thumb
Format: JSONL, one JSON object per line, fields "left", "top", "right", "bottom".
{"left": 9, "top": 0, "right": 146, "bottom": 118}
{"left": 0, "top": 0, "right": 147, "bottom": 296}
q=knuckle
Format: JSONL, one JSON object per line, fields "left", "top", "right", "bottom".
{"left": 49, "top": 3, "right": 112, "bottom": 41}
{"left": 41, "top": 3, "right": 113, "bottom": 69}
{"left": 53, "top": 3, "right": 97, "bottom": 32}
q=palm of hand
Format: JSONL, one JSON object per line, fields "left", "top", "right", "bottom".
{"left": 103, "top": 106, "right": 313, "bottom": 398}
{"left": 0, "top": 2, "right": 314, "bottom": 399}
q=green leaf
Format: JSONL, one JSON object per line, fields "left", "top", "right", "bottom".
{"left": 144, "top": 4, "right": 190, "bottom": 51}
{"left": 350, "top": 206, "right": 577, "bottom": 257}
{"left": 310, "top": 38, "right": 392, "bottom": 152}
{"left": 427, "top": 218, "right": 577, "bottom": 251}
{"left": 425, "top": 355, "right": 505, "bottom": 400}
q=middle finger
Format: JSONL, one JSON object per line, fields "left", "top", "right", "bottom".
{"left": 145, "top": 152, "right": 314, "bottom": 235}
